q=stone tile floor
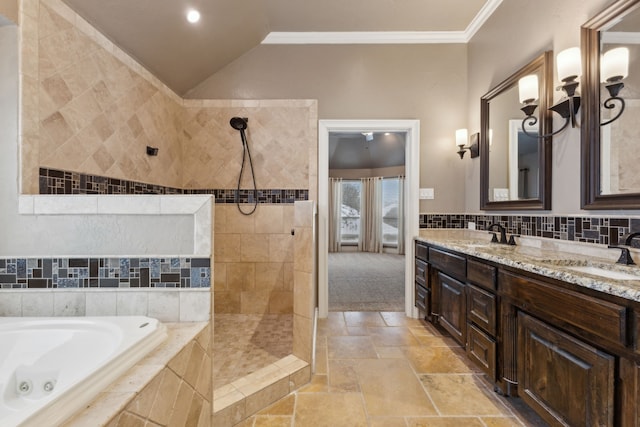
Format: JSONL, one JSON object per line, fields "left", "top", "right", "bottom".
{"left": 235, "top": 311, "right": 548, "bottom": 427}
{"left": 214, "top": 313, "right": 293, "bottom": 390}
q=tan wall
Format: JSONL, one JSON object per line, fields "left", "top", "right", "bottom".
{"left": 187, "top": 44, "right": 469, "bottom": 213}
{"left": 466, "top": 0, "right": 615, "bottom": 214}
{"left": 214, "top": 204, "right": 295, "bottom": 314}
{"left": 0, "top": 0, "right": 17, "bottom": 24}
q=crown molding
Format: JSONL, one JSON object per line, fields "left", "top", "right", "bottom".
{"left": 262, "top": 0, "right": 502, "bottom": 45}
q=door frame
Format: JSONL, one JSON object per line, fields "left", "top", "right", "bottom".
{"left": 318, "top": 119, "right": 420, "bottom": 318}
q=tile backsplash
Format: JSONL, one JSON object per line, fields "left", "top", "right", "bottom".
{"left": 39, "top": 167, "right": 309, "bottom": 203}
{"left": 420, "top": 213, "right": 640, "bottom": 246}
{"left": 0, "top": 256, "right": 210, "bottom": 289}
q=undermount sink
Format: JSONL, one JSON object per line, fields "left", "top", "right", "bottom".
{"left": 537, "top": 259, "right": 640, "bottom": 281}
{"left": 566, "top": 265, "right": 640, "bottom": 281}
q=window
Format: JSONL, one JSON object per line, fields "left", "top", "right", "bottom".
{"left": 340, "top": 180, "right": 361, "bottom": 244}
{"left": 382, "top": 177, "right": 400, "bottom": 246}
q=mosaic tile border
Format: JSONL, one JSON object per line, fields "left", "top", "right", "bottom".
{"left": 39, "top": 168, "right": 309, "bottom": 203}
{"left": 419, "top": 214, "right": 640, "bottom": 246}
{"left": 0, "top": 257, "right": 210, "bottom": 289}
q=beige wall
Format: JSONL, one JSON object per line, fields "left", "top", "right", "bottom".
{"left": 187, "top": 44, "right": 469, "bottom": 213}
{"left": 0, "top": 0, "right": 17, "bottom": 24}
{"left": 466, "top": 0, "right": 616, "bottom": 214}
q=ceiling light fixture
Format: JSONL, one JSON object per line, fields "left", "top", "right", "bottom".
{"left": 186, "top": 9, "right": 201, "bottom": 24}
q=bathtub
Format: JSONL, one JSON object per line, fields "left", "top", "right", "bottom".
{"left": 0, "top": 316, "right": 167, "bottom": 427}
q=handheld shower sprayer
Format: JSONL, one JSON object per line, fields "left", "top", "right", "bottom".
{"left": 229, "top": 117, "right": 248, "bottom": 146}
{"left": 229, "top": 117, "right": 258, "bottom": 215}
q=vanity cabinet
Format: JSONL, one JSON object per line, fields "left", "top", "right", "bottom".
{"left": 414, "top": 238, "right": 640, "bottom": 426}
{"left": 437, "top": 271, "right": 466, "bottom": 345}
{"left": 518, "top": 311, "right": 615, "bottom": 426}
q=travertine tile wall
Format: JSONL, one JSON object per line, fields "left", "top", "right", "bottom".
{"left": 214, "top": 204, "right": 295, "bottom": 314}
{"left": 63, "top": 323, "right": 212, "bottom": 427}
{"left": 292, "top": 201, "right": 317, "bottom": 363}
{"left": 20, "top": 0, "right": 318, "bottom": 198}
{"left": 182, "top": 100, "right": 317, "bottom": 194}
{"left": 106, "top": 326, "right": 212, "bottom": 427}
{"left": 20, "top": 0, "right": 184, "bottom": 194}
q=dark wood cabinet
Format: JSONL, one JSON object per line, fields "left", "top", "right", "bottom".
{"left": 437, "top": 271, "right": 466, "bottom": 345}
{"left": 414, "top": 242, "right": 431, "bottom": 318}
{"left": 414, "top": 238, "right": 640, "bottom": 426}
{"left": 518, "top": 312, "right": 615, "bottom": 427}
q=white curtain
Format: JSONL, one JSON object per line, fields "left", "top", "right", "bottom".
{"left": 328, "top": 178, "right": 342, "bottom": 252}
{"left": 359, "top": 177, "right": 383, "bottom": 253}
{"left": 397, "top": 176, "right": 406, "bottom": 255}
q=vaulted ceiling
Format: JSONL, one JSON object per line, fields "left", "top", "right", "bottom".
{"left": 60, "top": 0, "right": 498, "bottom": 95}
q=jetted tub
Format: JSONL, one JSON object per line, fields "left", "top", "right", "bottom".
{"left": 0, "top": 316, "right": 167, "bottom": 427}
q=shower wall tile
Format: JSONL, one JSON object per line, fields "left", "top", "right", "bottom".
{"left": 214, "top": 204, "right": 295, "bottom": 315}
{"left": 419, "top": 213, "right": 640, "bottom": 246}
{"left": 21, "top": 1, "right": 184, "bottom": 193}
{"left": 21, "top": 1, "right": 317, "bottom": 199}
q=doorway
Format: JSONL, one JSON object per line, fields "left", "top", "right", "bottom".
{"left": 318, "top": 120, "right": 420, "bottom": 318}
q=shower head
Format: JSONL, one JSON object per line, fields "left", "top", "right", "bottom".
{"left": 230, "top": 117, "right": 248, "bottom": 131}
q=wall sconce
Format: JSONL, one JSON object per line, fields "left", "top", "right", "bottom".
{"left": 146, "top": 146, "right": 159, "bottom": 156}
{"left": 456, "top": 129, "right": 479, "bottom": 159}
{"left": 519, "top": 47, "right": 581, "bottom": 139}
{"left": 519, "top": 46, "right": 628, "bottom": 139}
{"left": 600, "top": 47, "right": 628, "bottom": 126}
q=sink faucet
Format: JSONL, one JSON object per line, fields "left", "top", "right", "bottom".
{"left": 487, "top": 223, "right": 508, "bottom": 245}
{"left": 608, "top": 231, "right": 640, "bottom": 265}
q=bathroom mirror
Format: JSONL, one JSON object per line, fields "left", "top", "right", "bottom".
{"left": 582, "top": 0, "right": 640, "bottom": 209}
{"left": 480, "top": 51, "right": 553, "bottom": 210}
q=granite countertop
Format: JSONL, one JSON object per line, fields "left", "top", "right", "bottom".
{"left": 416, "top": 230, "right": 640, "bottom": 303}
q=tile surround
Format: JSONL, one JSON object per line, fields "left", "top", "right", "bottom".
{"left": 0, "top": 256, "right": 210, "bottom": 289}
{"left": 420, "top": 213, "right": 640, "bottom": 246}
{"left": 62, "top": 322, "right": 211, "bottom": 427}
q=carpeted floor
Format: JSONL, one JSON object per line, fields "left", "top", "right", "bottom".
{"left": 328, "top": 252, "right": 405, "bottom": 312}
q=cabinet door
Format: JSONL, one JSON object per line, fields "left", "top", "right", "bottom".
{"left": 437, "top": 272, "right": 466, "bottom": 345}
{"left": 518, "top": 312, "right": 615, "bottom": 427}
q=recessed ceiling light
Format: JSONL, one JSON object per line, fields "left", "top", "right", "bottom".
{"left": 186, "top": 9, "right": 201, "bottom": 24}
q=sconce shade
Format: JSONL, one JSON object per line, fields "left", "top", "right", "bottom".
{"left": 455, "top": 128, "right": 468, "bottom": 147}
{"left": 601, "top": 47, "right": 629, "bottom": 82}
{"left": 557, "top": 47, "right": 582, "bottom": 81}
{"left": 518, "top": 75, "right": 539, "bottom": 103}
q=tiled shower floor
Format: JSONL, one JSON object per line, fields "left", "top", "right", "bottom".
{"left": 213, "top": 313, "right": 293, "bottom": 390}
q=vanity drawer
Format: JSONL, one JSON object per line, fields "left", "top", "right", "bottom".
{"left": 467, "top": 259, "right": 496, "bottom": 290}
{"left": 415, "top": 259, "right": 428, "bottom": 287}
{"left": 415, "top": 283, "right": 430, "bottom": 313}
{"left": 467, "top": 322, "right": 496, "bottom": 379}
{"left": 467, "top": 284, "right": 496, "bottom": 336}
{"left": 415, "top": 241, "right": 428, "bottom": 262}
{"left": 429, "top": 247, "right": 466, "bottom": 281}
{"left": 499, "top": 270, "right": 628, "bottom": 347}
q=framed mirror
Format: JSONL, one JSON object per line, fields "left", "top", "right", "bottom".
{"left": 582, "top": 0, "right": 640, "bottom": 209}
{"left": 480, "top": 51, "right": 553, "bottom": 210}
